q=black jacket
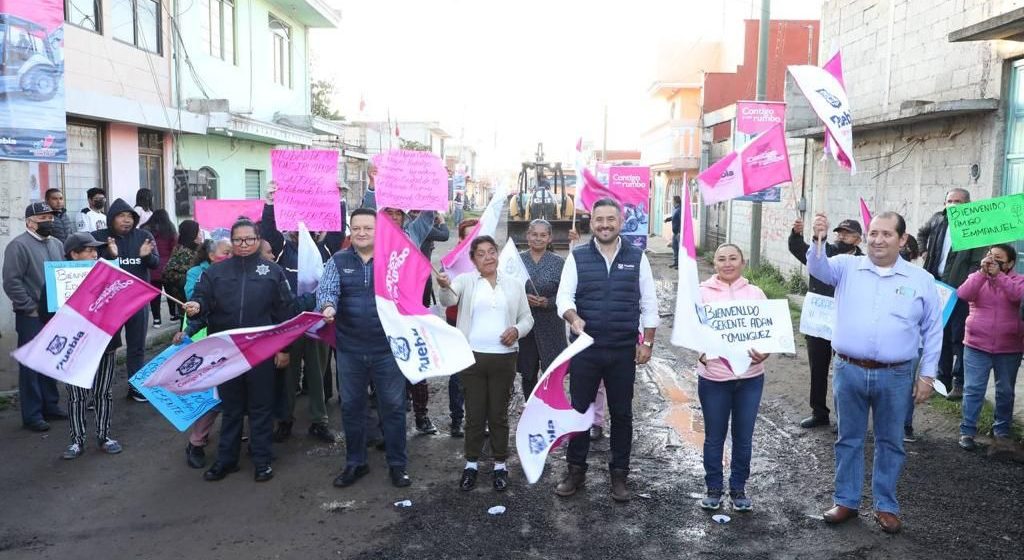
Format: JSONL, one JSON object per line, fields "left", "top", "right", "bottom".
{"left": 788, "top": 229, "right": 863, "bottom": 297}
{"left": 184, "top": 253, "right": 310, "bottom": 337}
{"left": 51, "top": 209, "right": 74, "bottom": 242}
{"left": 918, "top": 209, "right": 983, "bottom": 286}
{"left": 93, "top": 198, "right": 159, "bottom": 281}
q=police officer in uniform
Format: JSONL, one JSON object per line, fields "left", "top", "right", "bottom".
{"left": 177, "top": 219, "right": 311, "bottom": 482}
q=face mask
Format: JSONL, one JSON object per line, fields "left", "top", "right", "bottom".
{"left": 833, "top": 240, "right": 856, "bottom": 254}
{"left": 92, "top": 198, "right": 106, "bottom": 210}
{"left": 35, "top": 221, "right": 54, "bottom": 237}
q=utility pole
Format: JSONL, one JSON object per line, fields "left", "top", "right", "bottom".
{"left": 602, "top": 103, "right": 608, "bottom": 162}
{"left": 749, "top": 0, "right": 771, "bottom": 268}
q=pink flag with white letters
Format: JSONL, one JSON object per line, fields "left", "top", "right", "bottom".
{"left": 376, "top": 212, "right": 475, "bottom": 383}
{"left": 12, "top": 260, "right": 159, "bottom": 388}
{"left": 789, "top": 51, "right": 856, "bottom": 173}
{"left": 143, "top": 312, "right": 324, "bottom": 393}
{"left": 516, "top": 333, "right": 597, "bottom": 484}
{"left": 859, "top": 197, "right": 872, "bottom": 231}
{"left": 440, "top": 184, "right": 506, "bottom": 279}
{"left": 697, "top": 123, "right": 792, "bottom": 205}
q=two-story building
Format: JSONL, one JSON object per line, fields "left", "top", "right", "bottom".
{"left": 173, "top": 0, "right": 341, "bottom": 214}
{"left": 783, "top": 0, "right": 1024, "bottom": 277}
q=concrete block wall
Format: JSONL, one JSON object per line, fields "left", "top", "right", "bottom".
{"left": 0, "top": 161, "right": 33, "bottom": 391}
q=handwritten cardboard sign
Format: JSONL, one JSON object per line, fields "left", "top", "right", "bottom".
{"left": 271, "top": 149, "right": 341, "bottom": 231}
{"left": 372, "top": 149, "right": 449, "bottom": 212}
{"left": 703, "top": 299, "right": 795, "bottom": 354}
{"left": 130, "top": 338, "right": 220, "bottom": 431}
{"left": 44, "top": 260, "right": 119, "bottom": 313}
{"left": 798, "top": 292, "right": 836, "bottom": 340}
{"left": 194, "top": 199, "right": 265, "bottom": 230}
{"left": 948, "top": 193, "right": 1024, "bottom": 251}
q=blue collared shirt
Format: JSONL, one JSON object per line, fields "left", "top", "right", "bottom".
{"left": 806, "top": 247, "right": 942, "bottom": 377}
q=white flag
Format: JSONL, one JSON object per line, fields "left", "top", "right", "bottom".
{"left": 498, "top": 240, "right": 530, "bottom": 287}
{"left": 296, "top": 221, "right": 323, "bottom": 296}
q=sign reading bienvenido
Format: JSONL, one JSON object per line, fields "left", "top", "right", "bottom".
{"left": 947, "top": 193, "right": 1024, "bottom": 251}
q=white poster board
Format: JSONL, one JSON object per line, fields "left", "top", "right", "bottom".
{"left": 702, "top": 299, "right": 795, "bottom": 354}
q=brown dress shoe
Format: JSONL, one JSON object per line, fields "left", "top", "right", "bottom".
{"left": 823, "top": 505, "right": 858, "bottom": 524}
{"left": 874, "top": 511, "right": 902, "bottom": 534}
{"left": 555, "top": 464, "right": 587, "bottom": 497}
{"left": 610, "top": 468, "right": 630, "bottom": 502}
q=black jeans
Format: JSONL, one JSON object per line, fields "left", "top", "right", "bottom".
{"left": 938, "top": 298, "right": 968, "bottom": 390}
{"left": 566, "top": 345, "right": 636, "bottom": 471}
{"left": 217, "top": 360, "right": 275, "bottom": 467}
{"left": 123, "top": 307, "right": 148, "bottom": 377}
{"left": 806, "top": 335, "right": 833, "bottom": 419}
{"left": 517, "top": 331, "right": 542, "bottom": 399}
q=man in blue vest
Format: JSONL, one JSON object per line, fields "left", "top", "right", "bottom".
{"left": 554, "top": 197, "right": 660, "bottom": 502}
{"left": 317, "top": 208, "right": 411, "bottom": 489}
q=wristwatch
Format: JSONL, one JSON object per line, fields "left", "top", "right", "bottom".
{"left": 642, "top": 340, "right": 654, "bottom": 348}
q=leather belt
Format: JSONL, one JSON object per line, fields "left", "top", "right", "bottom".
{"left": 835, "top": 353, "right": 910, "bottom": 370}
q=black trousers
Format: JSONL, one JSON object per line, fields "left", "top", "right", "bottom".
{"left": 566, "top": 345, "right": 636, "bottom": 471}
{"left": 123, "top": 307, "right": 149, "bottom": 377}
{"left": 938, "top": 298, "right": 968, "bottom": 390}
{"left": 806, "top": 335, "right": 833, "bottom": 419}
{"left": 217, "top": 360, "right": 275, "bottom": 467}
{"left": 516, "top": 331, "right": 542, "bottom": 399}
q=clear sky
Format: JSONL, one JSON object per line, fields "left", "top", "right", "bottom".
{"left": 310, "top": 0, "right": 821, "bottom": 178}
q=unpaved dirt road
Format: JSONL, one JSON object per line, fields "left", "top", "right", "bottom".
{"left": 2, "top": 229, "right": 1022, "bottom": 559}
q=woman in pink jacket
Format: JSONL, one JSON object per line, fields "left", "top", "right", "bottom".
{"left": 696, "top": 243, "right": 769, "bottom": 512}
{"left": 956, "top": 243, "right": 1024, "bottom": 451}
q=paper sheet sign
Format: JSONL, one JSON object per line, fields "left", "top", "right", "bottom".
{"left": 798, "top": 281, "right": 957, "bottom": 343}
{"left": 271, "top": 149, "right": 341, "bottom": 231}
{"left": 702, "top": 299, "right": 796, "bottom": 354}
{"left": 44, "top": 260, "right": 119, "bottom": 313}
{"left": 947, "top": 193, "right": 1024, "bottom": 251}
{"left": 798, "top": 292, "right": 836, "bottom": 340}
{"left": 194, "top": 199, "right": 265, "bottom": 230}
{"left": 372, "top": 149, "right": 449, "bottom": 212}
{"left": 129, "top": 338, "right": 220, "bottom": 431}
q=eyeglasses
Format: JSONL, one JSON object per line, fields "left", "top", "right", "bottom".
{"left": 231, "top": 236, "right": 258, "bottom": 246}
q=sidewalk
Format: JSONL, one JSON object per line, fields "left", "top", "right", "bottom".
{"left": 787, "top": 293, "right": 1024, "bottom": 425}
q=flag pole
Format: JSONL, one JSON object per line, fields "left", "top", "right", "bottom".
{"left": 163, "top": 290, "right": 187, "bottom": 309}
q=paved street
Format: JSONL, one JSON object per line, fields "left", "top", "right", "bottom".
{"left": 1, "top": 221, "right": 1022, "bottom": 560}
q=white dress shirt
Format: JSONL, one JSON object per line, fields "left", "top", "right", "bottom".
{"left": 555, "top": 237, "right": 660, "bottom": 330}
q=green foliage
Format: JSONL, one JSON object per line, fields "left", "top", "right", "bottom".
{"left": 0, "top": 394, "right": 10, "bottom": 411}
{"left": 399, "top": 139, "right": 430, "bottom": 152}
{"left": 786, "top": 270, "right": 809, "bottom": 294}
{"left": 743, "top": 263, "right": 789, "bottom": 300}
{"left": 927, "top": 393, "right": 1024, "bottom": 441}
{"left": 311, "top": 80, "right": 342, "bottom": 120}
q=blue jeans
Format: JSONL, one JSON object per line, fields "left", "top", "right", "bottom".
{"left": 448, "top": 374, "right": 464, "bottom": 423}
{"left": 698, "top": 374, "right": 764, "bottom": 493}
{"left": 960, "top": 346, "right": 1022, "bottom": 438}
{"left": 833, "top": 357, "right": 913, "bottom": 514}
{"left": 905, "top": 349, "right": 923, "bottom": 430}
{"left": 671, "top": 233, "right": 680, "bottom": 266}
{"left": 15, "top": 313, "right": 61, "bottom": 425}
{"left": 337, "top": 351, "right": 407, "bottom": 468}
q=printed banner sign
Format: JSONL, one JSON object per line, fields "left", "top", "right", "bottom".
{"left": 798, "top": 292, "right": 836, "bottom": 340}
{"left": 372, "top": 149, "right": 449, "bottom": 212}
{"left": 271, "top": 149, "right": 341, "bottom": 231}
{"left": 947, "top": 193, "right": 1024, "bottom": 251}
{"left": 12, "top": 260, "right": 158, "bottom": 388}
{"left": 609, "top": 166, "right": 650, "bottom": 250}
{"left": 44, "top": 260, "right": 119, "bottom": 312}
{"left": 129, "top": 339, "right": 220, "bottom": 431}
{"left": 194, "top": 199, "right": 265, "bottom": 230}
{"left": 736, "top": 186, "right": 781, "bottom": 203}
{"left": 736, "top": 101, "right": 786, "bottom": 135}
{"left": 143, "top": 312, "right": 325, "bottom": 393}
{"left": 0, "top": 0, "right": 67, "bottom": 162}
{"left": 516, "top": 333, "right": 596, "bottom": 484}
{"left": 703, "top": 299, "right": 796, "bottom": 354}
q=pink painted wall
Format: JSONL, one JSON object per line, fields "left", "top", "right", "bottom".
{"left": 107, "top": 124, "right": 140, "bottom": 204}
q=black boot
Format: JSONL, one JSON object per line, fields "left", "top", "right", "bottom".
{"left": 273, "top": 421, "right": 293, "bottom": 443}
{"left": 186, "top": 443, "right": 206, "bottom": 469}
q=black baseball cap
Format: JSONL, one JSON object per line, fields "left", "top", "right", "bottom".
{"left": 63, "top": 232, "right": 104, "bottom": 255}
{"left": 833, "top": 219, "right": 862, "bottom": 235}
{"left": 25, "top": 202, "right": 54, "bottom": 218}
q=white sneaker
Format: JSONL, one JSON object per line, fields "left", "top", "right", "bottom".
{"left": 62, "top": 443, "right": 83, "bottom": 460}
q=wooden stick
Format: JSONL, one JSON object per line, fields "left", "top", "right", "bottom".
{"left": 163, "top": 290, "right": 187, "bottom": 308}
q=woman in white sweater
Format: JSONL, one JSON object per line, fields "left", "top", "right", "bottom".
{"left": 436, "top": 235, "right": 533, "bottom": 492}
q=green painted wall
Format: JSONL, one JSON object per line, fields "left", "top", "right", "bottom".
{"left": 178, "top": 134, "right": 271, "bottom": 200}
